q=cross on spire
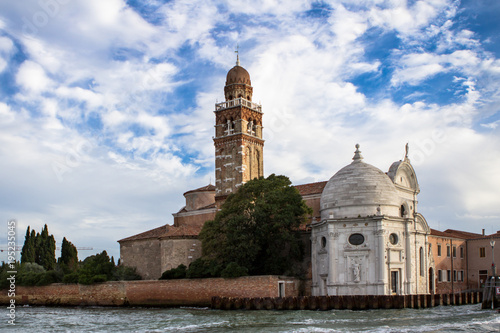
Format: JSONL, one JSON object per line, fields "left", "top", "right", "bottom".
{"left": 235, "top": 44, "right": 240, "bottom": 66}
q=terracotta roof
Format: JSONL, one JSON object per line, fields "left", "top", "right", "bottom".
{"left": 294, "top": 181, "right": 327, "bottom": 196}
{"left": 183, "top": 184, "right": 216, "bottom": 196}
{"left": 160, "top": 224, "right": 202, "bottom": 239}
{"left": 443, "top": 229, "right": 483, "bottom": 239}
{"left": 198, "top": 202, "right": 217, "bottom": 210}
{"left": 430, "top": 228, "right": 482, "bottom": 239}
{"left": 118, "top": 224, "right": 168, "bottom": 242}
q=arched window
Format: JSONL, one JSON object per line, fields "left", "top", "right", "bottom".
{"left": 401, "top": 204, "right": 406, "bottom": 217}
{"left": 419, "top": 247, "right": 424, "bottom": 276}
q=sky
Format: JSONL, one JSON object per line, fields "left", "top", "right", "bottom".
{"left": 0, "top": 0, "right": 499, "bottom": 262}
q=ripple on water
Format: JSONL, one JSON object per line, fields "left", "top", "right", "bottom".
{"left": 1, "top": 304, "right": 497, "bottom": 333}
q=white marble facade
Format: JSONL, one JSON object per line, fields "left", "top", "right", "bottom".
{"left": 311, "top": 144, "right": 432, "bottom": 296}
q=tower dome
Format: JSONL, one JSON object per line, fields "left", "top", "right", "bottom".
{"left": 224, "top": 55, "right": 253, "bottom": 101}
{"left": 225, "top": 65, "right": 251, "bottom": 86}
{"left": 320, "top": 144, "right": 400, "bottom": 220}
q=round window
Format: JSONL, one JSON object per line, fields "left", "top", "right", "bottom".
{"left": 348, "top": 233, "right": 364, "bottom": 246}
{"left": 389, "top": 233, "right": 398, "bottom": 245}
{"left": 321, "top": 237, "right": 327, "bottom": 248}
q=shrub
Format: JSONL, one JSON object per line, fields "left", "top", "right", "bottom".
{"left": 18, "top": 272, "right": 45, "bottom": 286}
{"left": 91, "top": 274, "right": 108, "bottom": 283}
{"left": 62, "top": 272, "right": 79, "bottom": 284}
{"left": 221, "top": 262, "right": 248, "bottom": 278}
{"left": 186, "top": 258, "right": 222, "bottom": 279}
{"left": 36, "top": 270, "right": 62, "bottom": 286}
{"left": 159, "top": 264, "right": 187, "bottom": 280}
{"left": 113, "top": 265, "right": 142, "bottom": 281}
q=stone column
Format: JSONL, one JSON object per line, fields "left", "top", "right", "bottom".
{"left": 327, "top": 229, "right": 339, "bottom": 295}
{"left": 376, "top": 229, "right": 385, "bottom": 295}
{"left": 311, "top": 236, "right": 318, "bottom": 296}
{"left": 405, "top": 222, "right": 413, "bottom": 294}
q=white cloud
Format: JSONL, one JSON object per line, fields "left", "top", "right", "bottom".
{"left": 0, "top": 0, "right": 499, "bottom": 259}
{"left": 16, "top": 60, "right": 54, "bottom": 93}
{"left": 0, "top": 103, "right": 15, "bottom": 123}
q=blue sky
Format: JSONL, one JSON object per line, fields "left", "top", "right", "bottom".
{"left": 0, "top": 0, "right": 499, "bottom": 262}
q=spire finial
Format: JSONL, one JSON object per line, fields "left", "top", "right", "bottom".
{"left": 235, "top": 44, "right": 240, "bottom": 66}
{"left": 352, "top": 143, "right": 364, "bottom": 162}
{"left": 404, "top": 142, "right": 409, "bottom": 161}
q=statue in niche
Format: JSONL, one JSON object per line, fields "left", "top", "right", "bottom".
{"left": 247, "top": 120, "right": 253, "bottom": 134}
{"left": 353, "top": 263, "right": 361, "bottom": 282}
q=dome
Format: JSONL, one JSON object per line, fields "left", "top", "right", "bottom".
{"left": 225, "top": 65, "right": 251, "bottom": 86}
{"left": 320, "top": 145, "right": 400, "bottom": 219}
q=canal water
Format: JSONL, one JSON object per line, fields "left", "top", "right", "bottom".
{"left": 2, "top": 304, "right": 498, "bottom": 332}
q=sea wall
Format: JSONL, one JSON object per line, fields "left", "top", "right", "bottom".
{"left": 212, "top": 292, "right": 484, "bottom": 310}
{"left": 0, "top": 276, "right": 301, "bottom": 307}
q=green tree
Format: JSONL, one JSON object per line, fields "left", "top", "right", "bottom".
{"left": 20, "top": 226, "right": 36, "bottom": 263}
{"left": 78, "top": 250, "right": 115, "bottom": 285}
{"left": 199, "top": 174, "right": 312, "bottom": 276}
{"left": 36, "top": 224, "right": 56, "bottom": 271}
{"left": 159, "top": 264, "right": 187, "bottom": 280}
{"left": 58, "top": 237, "right": 79, "bottom": 273}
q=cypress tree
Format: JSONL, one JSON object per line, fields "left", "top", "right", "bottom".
{"left": 59, "top": 237, "right": 78, "bottom": 273}
{"left": 34, "top": 231, "right": 41, "bottom": 265}
{"left": 37, "top": 224, "right": 56, "bottom": 271}
{"left": 20, "top": 226, "right": 36, "bottom": 263}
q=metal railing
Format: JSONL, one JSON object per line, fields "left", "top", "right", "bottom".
{"left": 215, "top": 98, "right": 262, "bottom": 113}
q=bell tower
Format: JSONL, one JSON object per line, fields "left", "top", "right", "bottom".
{"left": 213, "top": 55, "right": 264, "bottom": 207}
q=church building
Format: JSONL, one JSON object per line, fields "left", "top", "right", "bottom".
{"left": 119, "top": 58, "right": 435, "bottom": 295}
{"left": 311, "top": 144, "right": 432, "bottom": 296}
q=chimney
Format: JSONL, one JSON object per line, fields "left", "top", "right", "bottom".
{"left": 482, "top": 229, "right": 485, "bottom": 236}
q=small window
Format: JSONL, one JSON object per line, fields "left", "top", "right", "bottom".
{"left": 348, "top": 233, "right": 365, "bottom": 246}
{"left": 447, "top": 245, "right": 451, "bottom": 257}
{"left": 437, "top": 270, "right": 442, "bottom": 282}
{"left": 321, "top": 236, "right": 327, "bottom": 248}
{"left": 437, "top": 244, "right": 442, "bottom": 257}
{"left": 389, "top": 233, "right": 398, "bottom": 245}
{"left": 453, "top": 270, "right": 457, "bottom": 282}
{"left": 479, "top": 247, "right": 486, "bottom": 257}
{"left": 452, "top": 246, "right": 456, "bottom": 258}
{"left": 460, "top": 246, "right": 464, "bottom": 259}
{"left": 400, "top": 205, "right": 406, "bottom": 217}
{"left": 447, "top": 270, "right": 451, "bottom": 282}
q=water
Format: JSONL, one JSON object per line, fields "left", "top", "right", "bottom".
{"left": 1, "top": 304, "right": 498, "bottom": 332}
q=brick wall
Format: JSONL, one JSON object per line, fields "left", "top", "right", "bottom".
{"left": 1, "top": 276, "right": 303, "bottom": 307}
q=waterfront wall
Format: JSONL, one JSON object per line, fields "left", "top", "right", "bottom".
{"left": 0, "top": 276, "right": 301, "bottom": 307}
{"left": 211, "top": 292, "right": 484, "bottom": 310}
